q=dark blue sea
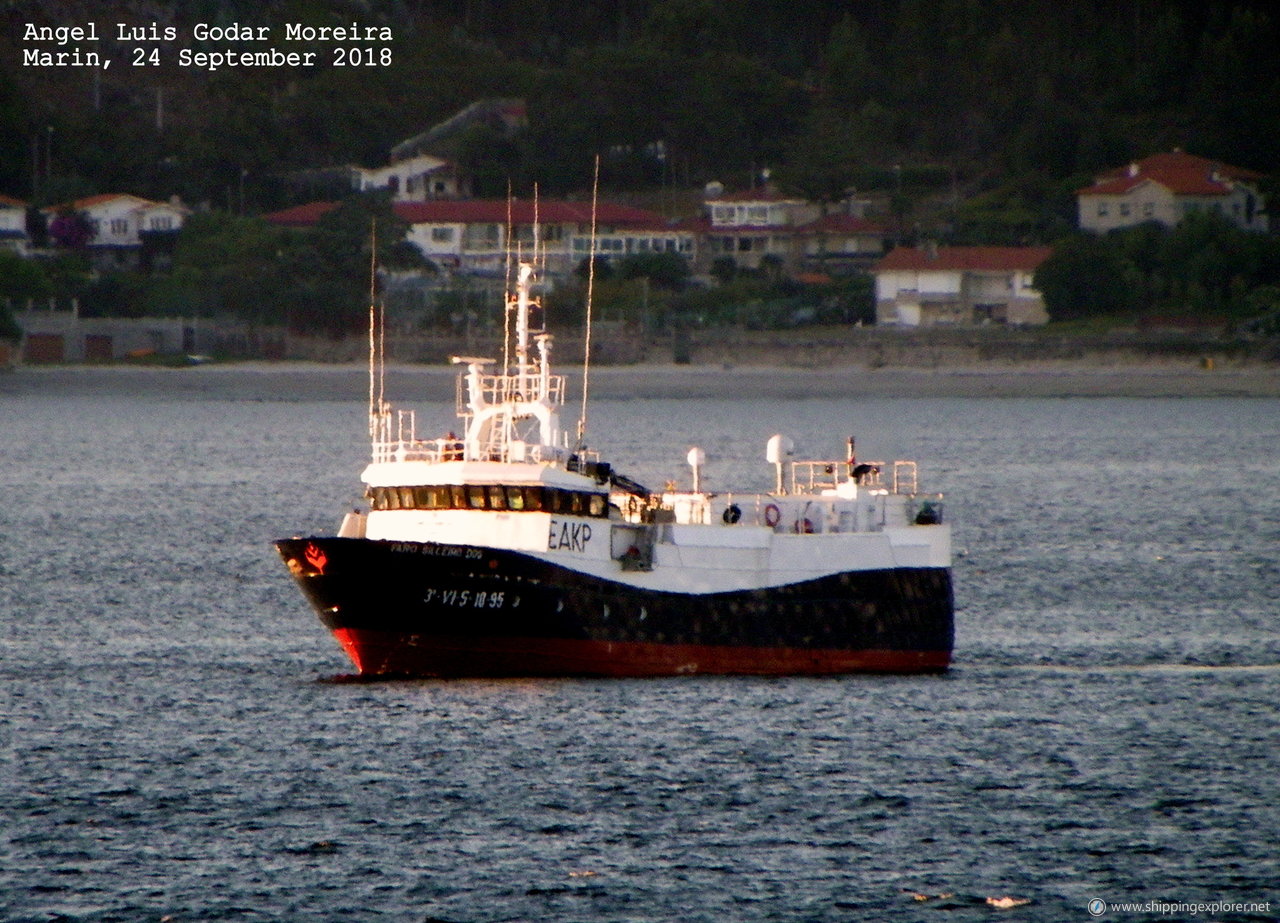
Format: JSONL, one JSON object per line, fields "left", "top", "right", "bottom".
{"left": 2, "top": 369, "right": 1278, "bottom": 922}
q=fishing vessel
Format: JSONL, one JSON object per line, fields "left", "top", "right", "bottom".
{"left": 276, "top": 260, "right": 953, "bottom": 677}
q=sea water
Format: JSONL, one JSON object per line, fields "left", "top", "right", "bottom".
{"left": 1, "top": 376, "right": 1277, "bottom": 921}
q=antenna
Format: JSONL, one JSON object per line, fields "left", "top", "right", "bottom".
{"left": 533, "top": 182, "right": 541, "bottom": 272}
{"left": 367, "top": 218, "right": 379, "bottom": 450}
{"left": 578, "top": 155, "right": 600, "bottom": 447}
{"left": 503, "top": 183, "right": 513, "bottom": 373}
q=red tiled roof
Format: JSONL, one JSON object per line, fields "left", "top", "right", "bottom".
{"left": 265, "top": 199, "right": 669, "bottom": 229}
{"left": 670, "top": 216, "right": 711, "bottom": 232}
{"left": 43, "top": 193, "right": 175, "bottom": 214}
{"left": 1107, "top": 150, "right": 1264, "bottom": 182}
{"left": 67, "top": 193, "right": 152, "bottom": 210}
{"left": 0, "top": 194, "right": 26, "bottom": 208}
{"left": 873, "top": 246, "right": 1052, "bottom": 273}
{"left": 1078, "top": 150, "right": 1266, "bottom": 197}
{"left": 263, "top": 201, "right": 340, "bottom": 226}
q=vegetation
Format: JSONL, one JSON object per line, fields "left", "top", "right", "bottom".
{"left": 2, "top": 0, "right": 1280, "bottom": 334}
{"left": 1036, "top": 214, "right": 1280, "bottom": 322}
{"left": 162, "top": 194, "right": 428, "bottom": 334}
{"left": 5, "top": 1, "right": 1278, "bottom": 210}
{"left": 549, "top": 253, "right": 871, "bottom": 332}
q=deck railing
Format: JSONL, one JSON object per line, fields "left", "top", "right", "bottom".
{"left": 456, "top": 371, "right": 566, "bottom": 416}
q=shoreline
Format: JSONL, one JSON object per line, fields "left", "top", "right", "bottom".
{"left": 4, "top": 359, "right": 1280, "bottom": 399}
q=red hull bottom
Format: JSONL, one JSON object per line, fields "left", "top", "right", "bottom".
{"left": 333, "top": 628, "right": 951, "bottom": 677}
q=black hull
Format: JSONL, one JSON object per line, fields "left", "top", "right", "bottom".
{"left": 276, "top": 537, "right": 954, "bottom": 677}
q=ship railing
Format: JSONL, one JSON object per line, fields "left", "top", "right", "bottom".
{"left": 790, "top": 460, "right": 860, "bottom": 494}
{"left": 456, "top": 371, "right": 566, "bottom": 415}
{"left": 891, "top": 460, "right": 918, "bottom": 495}
{"left": 370, "top": 408, "right": 467, "bottom": 464}
{"left": 787, "top": 459, "right": 921, "bottom": 495}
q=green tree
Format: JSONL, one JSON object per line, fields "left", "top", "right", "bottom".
{"left": 617, "top": 252, "right": 690, "bottom": 291}
{"left": 1034, "top": 234, "right": 1133, "bottom": 320}
{"left": 0, "top": 251, "right": 50, "bottom": 339}
{"left": 0, "top": 249, "right": 52, "bottom": 305}
{"left": 172, "top": 211, "right": 294, "bottom": 322}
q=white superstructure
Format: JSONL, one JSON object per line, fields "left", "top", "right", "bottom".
{"left": 338, "top": 260, "right": 949, "bottom": 597}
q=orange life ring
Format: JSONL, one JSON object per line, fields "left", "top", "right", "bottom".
{"left": 764, "top": 504, "right": 781, "bottom": 527}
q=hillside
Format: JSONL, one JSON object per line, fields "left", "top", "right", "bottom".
{"left": 3, "top": 0, "right": 1278, "bottom": 232}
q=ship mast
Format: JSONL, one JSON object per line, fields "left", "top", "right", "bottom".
{"left": 366, "top": 218, "right": 386, "bottom": 455}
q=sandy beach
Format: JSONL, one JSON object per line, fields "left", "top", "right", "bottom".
{"left": 4, "top": 359, "right": 1280, "bottom": 400}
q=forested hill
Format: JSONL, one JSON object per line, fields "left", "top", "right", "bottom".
{"left": 2, "top": 0, "right": 1278, "bottom": 234}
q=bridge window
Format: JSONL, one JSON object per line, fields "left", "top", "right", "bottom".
{"left": 367, "top": 484, "right": 608, "bottom": 517}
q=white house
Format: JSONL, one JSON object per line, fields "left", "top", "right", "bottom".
{"left": 871, "top": 245, "right": 1052, "bottom": 326}
{"left": 698, "top": 183, "right": 886, "bottom": 274}
{"left": 1077, "top": 150, "right": 1268, "bottom": 233}
{"left": 45, "top": 193, "right": 190, "bottom": 269}
{"left": 353, "top": 153, "right": 469, "bottom": 201}
{"left": 0, "top": 194, "right": 29, "bottom": 253}
{"left": 699, "top": 185, "right": 818, "bottom": 272}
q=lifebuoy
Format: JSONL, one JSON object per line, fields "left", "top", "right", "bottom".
{"left": 764, "top": 504, "right": 781, "bottom": 527}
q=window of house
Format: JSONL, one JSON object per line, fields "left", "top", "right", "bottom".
{"left": 431, "top": 226, "right": 454, "bottom": 242}
{"left": 1097, "top": 202, "right": 1109, "bottom": 217}
{"left": 110, "top": 218, "right": 128, "bottom": 235}
{"left": 1119, "top": 202, "right": 1131, "bottom": 217}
